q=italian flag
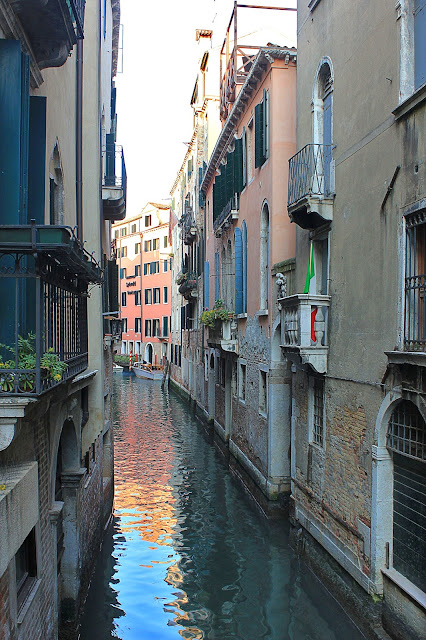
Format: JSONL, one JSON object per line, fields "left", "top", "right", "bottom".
{"left": 304, "top": 242, "right": 317, "bottom": 342}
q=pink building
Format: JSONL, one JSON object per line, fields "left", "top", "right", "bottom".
{"left": 113, "top": 203, "right": 171, "bottom": 364}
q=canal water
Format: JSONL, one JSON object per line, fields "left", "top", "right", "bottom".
{"left": 79, "top": 376, "right": 365, "bottom": 640}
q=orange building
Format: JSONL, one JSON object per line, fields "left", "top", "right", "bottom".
{"left": 113, "top": 203, "right": 171, "bottom": 364}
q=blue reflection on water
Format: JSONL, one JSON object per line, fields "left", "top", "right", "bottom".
{"left": 79, "top": 376, "right": 365, "bottom": 640}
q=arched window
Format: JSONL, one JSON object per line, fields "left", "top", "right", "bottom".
{"left": 49, "top": 142, "right": 64, "bottom": 225}
{"left": 242, "top": 220, "right": 247, "bottom": 313}
{"left": 313, "top": 59, "right": 333, "bottom": 195}
{"left": 234, "top": 228, "right": 243, "bottom": 315}
{"left": 260, "top": 203, "right": 269, "bottom": 310}
{"left": 386, "top": 400, "right": 426, "bottom": 592}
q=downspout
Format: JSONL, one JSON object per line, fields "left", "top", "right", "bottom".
{"left": 76, "top": 38, "right": 83, "bottom": 241}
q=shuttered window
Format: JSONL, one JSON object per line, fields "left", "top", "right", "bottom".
{"left": 387, "top": 401, "right": 426, "bottom": 591}
{"left": 234, "top": 228, "right": 243, "bottom": 315}
{"left": 255, "top": 90, "right": 269, "bottom": 168}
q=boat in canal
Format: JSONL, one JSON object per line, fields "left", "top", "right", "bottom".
{"left": 132, "top": 362, "right": 163, "bottom": 381}
{"left": 112, "top": 363, "right": 123, "bottom": 373}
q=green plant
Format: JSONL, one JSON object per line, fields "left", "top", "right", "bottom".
{"left": 176, "top": 271, "right": 188, "bottom": 285}
{"left": 200, "top": 299, "right": 234, "bottom": 328}
{"left": 114, "top": 354, "right": 137, "bottom": 366}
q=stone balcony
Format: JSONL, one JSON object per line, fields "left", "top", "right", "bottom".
{"left": 279, "top": 294, "right": 331, "bottom": 373}
{"left": 207, "top": 319, "right": 238, "bottom": 354}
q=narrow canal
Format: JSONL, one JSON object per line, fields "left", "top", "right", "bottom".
{"left": 79, "top": 376, "right": 365, "bottom": 640}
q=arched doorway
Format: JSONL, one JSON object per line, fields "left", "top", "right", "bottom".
{"left": 313, "top": 58, "right": 333, "bottom": 195}
{"left": 260, "top": 202, "right": 269, "bottom": 310}
{"left": 145, "top": 342, "right": 153, "bottom": 364}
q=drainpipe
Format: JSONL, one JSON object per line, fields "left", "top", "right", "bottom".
{"left": 76, "top": 38, "right": 83, "bottom": 241}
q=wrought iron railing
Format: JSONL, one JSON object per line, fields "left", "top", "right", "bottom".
{"left": 404, "top": 273, "right": 426, "bottom": 351}
{"left": 288, "top": 144, "right": 333, "bottom": 207}
{"left": 67, "top": 0, "right": 86, "bottom": 38}
{"left": 103, "top": 144, "right": 127, "bottom": 202}
{"left": 178, "top": 272, "right": 198, "bottom": 297}
{"left": 0, "top": 224, "right": 102, "bottom": 396}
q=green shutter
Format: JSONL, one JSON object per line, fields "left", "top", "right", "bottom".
{"left": 226, "top": 151, "right": 234, "bottom": 203}
{"left": 234, "top": 137, "right": 243, "bottom": 194}
{"left": 254, "top": 102, "right": 264, "bottom": 168}
{"left": 263, "top": 89, "right": 269, "bottom": 160}
{"left": 242, "top": 128, "right": 247, "bottom": 188}
{"left": 28, "top": 97, "right": 47, "bottom": 224}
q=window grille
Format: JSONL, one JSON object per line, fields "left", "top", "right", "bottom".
{"left": 313, "top": 377, "right": 324, "bottom": 446}
{"left": 404, "top": 211, "right": 426, "bottom": 351}
{"left": 387, "top": 400, "right": 426, "bottom": 461}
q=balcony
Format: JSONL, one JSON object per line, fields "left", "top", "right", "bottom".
{"left": 181, "top": 205, "right": 197, "bottom": 244}
{"left": 102, "top": 144, "right": 127, "bottom": 221}
{"left": 9, "top": 0, "right": 85, "bottom": 69}
{"left": 0, "top": 223, "right": 102, "bottom": 396}
{"left": 178, "top": 272, "right": 198, "bottom": 301}
{"left": 287, "top": 144, "right": 334, "bottom": 230}
{"left": 213, "top": 194, "right": 239, "bottom": 237}
{"left": 207, "top": 319, "right": 238, "bottom": 354}
{"left": 279, "top": 294, "right": 331, "bottom": 373}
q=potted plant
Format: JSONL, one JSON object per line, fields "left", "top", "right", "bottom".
{"left": 200, "top": 299, "right": 234, "bottom": 328}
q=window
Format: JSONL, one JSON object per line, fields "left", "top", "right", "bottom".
{"left": 144, "top": 240, "right": 152, "bottom": 252}
{"left": 163, "top": 286, "right": 168, "bottom": 304}
{"left": 121, "top": 227, "right": 127, "bottom": 237}
{"left": 122, "top": 318, "right": 127, "bottom": 333}
{"left": 247, "top": 118, "right": 254, "bottom": 181}
{"left": 135, "top": 317, "right": 141, "bottom": 333}
{"left": 260, "top": 203, "right": 269, "bottom": 310}
{"left": 259, "top": 369, "right": 267, "bottom": 415}
{"left": 131, "top": 223, "right": 137, "bottom": 233}
{"left": 254, "top": 90, "right": 269, "bottom": 168}
{"left": 150, "top": 261, "right": 159, "bottom": 274}
{"left": 145, "top": 289, "right": 152, "bottom": 304}
{"left": 153, "top": 319, "right": 160, "bottom": 337}
{"left": 387, "top": 400, "right": 426, "bottom": 592}
{"left": 234, "top": 228, "right": 243, "bottom": 314}
{"left": 145, "top": 319, "right": 151, "bottom": 337}
{"left": 143, "top": 263, "right": 148, "bottom": 275}
{"left": 163, "top": 236, "right": 168, "bottom": 248}
{"left": 162, "top": 316, "right": 169, "bottom": 337}
{"left": 163, "top": 259, "right": 168, "bottom": 272}
{"left": 135, "top": 290, "right": 141, "bottom": 305}
{"left": 242, "top": 221, "right": 248, "bottom": 313}
{"left": 405, "top": 212, "right": 426, "bottom": 350}
{"left": 153, "top": 238, "right": 160, "bottom": 250}
{"left": 15, "top": 528, "right": 37, "bottom": 611}
{"left": 311, "top": 377, "right": 325, "bottom": 447}
{"left": 145, "top": 215, "right": 151, "bottom": 227}
{"left": 313, "top": 60, "right": 333, "bottom": 195}
{"left": 135, "top": 242, "right": 141, "bottom": 254}
{"left": 135, "top": 265, "right": 141, "bottom": 277}
{"left": 120, "top": 268, "right": 126, "bottom": 279}
{"left": 119, "top": 246, "right": 127, "bottom": 258}
{"left": 114, "top": 229, "right": 119, "bottom": 239}
{"left": 121, "top": 292, "right": 127, "bottom": 307}
{"left": 179, "top": 345, "right": 182, "bottom": 367}
{"left": 153, "top": 288, "right": 160, "bottom": 304}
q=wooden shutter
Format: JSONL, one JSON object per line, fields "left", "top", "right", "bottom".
{"left": 234, "top": 228, "right": 243, "bottom": 314}
{"left": 254, "top": 102, "right": 264, "bottom": 168}
{"left": 263, "top": 89, "right": 269, "bottom": 161}
{"left": 242, "top": 128, "right": 247, "bottom": 188}
{"left": 28, "top": 97, "right": 46, "bottom": 224}
{"left": 234, "top": 137, "right": 243, "bottom": 194}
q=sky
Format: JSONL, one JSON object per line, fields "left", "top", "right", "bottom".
{"left": 115, "top": 0, "right": 297, "bottom": 217}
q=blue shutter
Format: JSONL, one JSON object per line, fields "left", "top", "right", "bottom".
{"left": 234, "top": 228, "right": 243, "bottom": 315}
{"left": 204, "top": 261, "right": 210, "bottom": 309}
{"left": 414, "top": 1, "right": 426, "bottom": 90}
{"left": 0, "top": 40, "right": 30, "bottom": 224}
{"left": 215, "top": 252, "right": 220, "bottom": 300}
{"left": 242, "top": 221, "right": 247, "bottom": 313}
{"left": 28, "top": 97, "right": 47, "bottom": 224}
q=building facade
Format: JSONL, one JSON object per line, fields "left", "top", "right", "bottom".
{"left": 113, "top": 203, "right": 172, "bottom": 364}
{"left": 282, "top": 1, "right": 426, "bottom": 639}
{"left": 0, "top": 0, "right": 124, "bottom": 638}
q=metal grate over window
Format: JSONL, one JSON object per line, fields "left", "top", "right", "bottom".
{"left": 404, "top": 211, "right": 426, "bottom": 351}
{"left": 313, "top": 377, "right": 324, "bottom": 447}
{"left": 387, "top": 401, "right": 426, "bottom": 461}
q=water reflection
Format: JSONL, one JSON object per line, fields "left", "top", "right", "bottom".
{"left": 79, "top": 377, "right": 365, "bottom": 640}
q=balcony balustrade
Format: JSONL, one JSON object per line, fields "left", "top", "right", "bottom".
{"left": 0, "top": 223, "right": 102, "bottom": 396}
{"left": 9, "top": 0, "right": 85, "bottom": 69}
{"left": 213, "top": 194, "right": 239, "bottom": 236}
{"left": 181, "top": 206, "right": 197, "bottom": 244}
{"left": 102, "top": 144, "right": 127, "bottom": 221}
{"left": 207, "top": 318, "right": 238, "bottom": 354}
{"left": 287, "top": 144, "right": 334, "bottom": 230}
{"left": 279, "top": 294, "right": 331, "bottom": 373}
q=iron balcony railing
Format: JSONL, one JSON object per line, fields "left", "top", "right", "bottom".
{"left": 288, "top": 144, "right": 333, "bottom": 207}
{"left": 67, "top": 0, "right": 86, "bottom": 38}
{"left": 103, "top": 144, "right": 127, "bottom": 203}
{"left": 404, "top": 273, "right": 426, "bottom": 351}
{"left": 178, "top": 272, "right": 198, "bottom": 299}
{"left": 0, "top": 224, "right": 102, "bottom": 396}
